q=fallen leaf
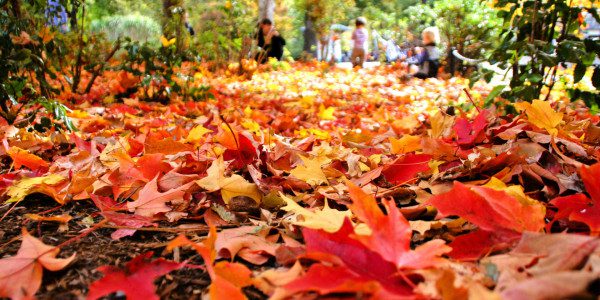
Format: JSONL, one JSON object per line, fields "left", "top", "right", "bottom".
{"left": 485, "top": 232, "right": 600, "bottom": 300}
{"left": 6, "top": 174, "right": 66, "bottom": 204}
{"left": 280, "top": 193, "right": 368, "bottom": 234}
{"left": 453, "top": 110, "right": 489, "bottom": 147}
{"left": 87, "top": 252, "right": 182, "bottom": 300}
{"left": 549, "top": 162, "right": 600, "bottom": 235}
{"left": 7, "top": 146, "right": 48, "bottom": 171}
{"left": 0, "top": 229, "right": 75, "bottom": 300}
{"left": 127, "top": 175, "right": 192, "bottom": 217}
{"left": 289, "top": 155, "right": 328, "bottom": 186}
{"left": 196, "top": 157, "right": 262, "bottom": 205}
{"left": 515, "top": 100, "right": 563, "bottom": 136}
{"left": 348, "top": 182, "right": 450, "bottom": 269}
{"left": 390, "top": 134, "right": 422, "bottom": 154}
{"left": 382, "top": 153, "right": 431, "bottom": 185}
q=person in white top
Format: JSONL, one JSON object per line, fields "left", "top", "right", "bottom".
{"left": 351, "top": 17, "right": 368, "bottom": 68}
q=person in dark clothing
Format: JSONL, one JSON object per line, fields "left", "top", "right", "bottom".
{"left": 413, "top": 27, "right": 441, "bottom": 79}
{"left": 256, "top": 18, "right": 286, "bottom": 63}
{"left": 184, "top": 12, "right": 195, "bottom": 36}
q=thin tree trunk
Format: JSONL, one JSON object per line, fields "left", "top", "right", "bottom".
{"left": 258, "top": 0, "right": 275, "bottom": 23}
{"left": 9, "top": 0, "right": 22, "bottom": 18}
{"left": 302, "top": 12, "right": 317, "bottom": 58}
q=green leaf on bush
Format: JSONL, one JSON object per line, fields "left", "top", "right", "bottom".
{"left": 592, "top": 67, "right": 600, "bottom": 90}
{"left": 574, "top": 63, "right": 586, "bottom": 84}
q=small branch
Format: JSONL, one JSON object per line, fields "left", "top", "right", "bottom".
{"left": 463, "top": 88, "right": 481, "bottom": 113}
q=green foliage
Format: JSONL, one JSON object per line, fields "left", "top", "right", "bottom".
{"left": 0, "top": 0, "right": 74, "bottom": 131}
{"left": 186, "top": 1, "right": 256, "bottom": 64}
{"left": 478, "top": 0, "right": 599, "bottom": 103}
{"left": 119, "top": 38, "right": 200, "bottom": 102}
{"left": 398, "top": 0, "right": 502, "bottom": 73}
{"left": 89, "top": 14, "right": 161, "bottom": 44}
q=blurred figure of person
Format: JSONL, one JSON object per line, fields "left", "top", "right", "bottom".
{"left": 351, "top": 17, "right": 368, "bottom": 68}
{"left": 331, "top": 32, "right": 343, "bottom": 63}
{"left": 184, "top": 12, "right": 195, "bottom": 36}
{"left": 413, "top": 27, "right": 441, "bottom": 79}
{"left": 382, "top": 36, "right": 402, "bottom": 63}
{"left": 317, "top": 31, "right": 343, "bottom": 63}
{"left": 256, "top": 18, "right": 286, "bottom": 63}
{"left": 317, "top": 31, "right": 331, "bottom": 62}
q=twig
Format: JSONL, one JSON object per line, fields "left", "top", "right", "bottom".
{"left": 463, "top": 88, "right": 481, "bottom": 113}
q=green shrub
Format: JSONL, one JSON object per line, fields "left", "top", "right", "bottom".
{"left": 89, "top": 14, "right": 161, "bottom": 44}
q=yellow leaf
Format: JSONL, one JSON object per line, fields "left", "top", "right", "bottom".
{"left": 160, "top": 35, "right": 176, "bottom": 47}
{"left": 186, "top": 125, "right": 212, "bottom": 144}
{"left": 390, "top": 135, "right": 421, "bottom": 154}
{"left": 6, "top": 174, "right": 66, "bottom": 204}
{"left": 289, "top": 156, "right": 328, "bottom": 186}
{"left": 241, "top": 120, "right": 261, "bottom": 134}
{"left": 430, "top": 110, "right": 454, "bottom": 138}
{"left": 318, "top": 104, "right": 335, "bottom": 120}
{"left": 428, "top": 160, "right": 445, "bottom": 175}
{"left": 196, "top": 157, "right": 262, "bottom": 204}
{"left": 515, "top": 100, "right": 563, "bottom": 136}
{"left": 280, "top": 193, "right": 370, "bottom": 234}
{"left": 484, "top": 177, "right": 543, "bottom": 207}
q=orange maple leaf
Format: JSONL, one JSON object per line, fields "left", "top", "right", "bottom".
{"left": 0, "top": 229, "right": 75, "bottom": 300}
{"left": 7, "top": 146, "right": 48, "bottom": 171}
{"left": 127, "top": 175, "right": 193, "bottom": 217}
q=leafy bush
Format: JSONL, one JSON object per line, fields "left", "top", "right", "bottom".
{"left": 399, "top": 0, "right": 502, "bottom": 74}
{"left": 477, "top": 0, "right": 599, "bottom": 104}
{"left": 0, "top": 0, "right": 74, "bottom": 131}
{"left": 89, "top": 14, "right": 161, "bottom": 44}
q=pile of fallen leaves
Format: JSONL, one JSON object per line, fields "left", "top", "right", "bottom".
{"left": 0, "top": 63, "right": 599, "bottom": 300}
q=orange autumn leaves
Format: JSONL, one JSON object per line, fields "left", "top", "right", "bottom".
{"left": 1, "top": 60, "right": 600, "bottom": 300}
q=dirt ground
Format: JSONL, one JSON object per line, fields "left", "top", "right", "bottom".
{"left": 0, "top": 195, "right": 268, "bottom": 300}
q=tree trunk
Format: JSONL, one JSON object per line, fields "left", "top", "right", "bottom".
{"left": 302, "top": 12, "right": 317, "bottom": 58}
{"left": 162, "top": 0, "right": 186, "bottom": 52}
{"left": 9, "top": 0, "right": 22, "bottom": 18}
{"left": 258, "top": 0, "right": 275, "bottom": 23}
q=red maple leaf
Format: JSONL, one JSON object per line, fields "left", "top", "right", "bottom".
{"left": 549, "top": 162, "right": 600, "bottom": 235}
{"left": 382, "top": 153, "right": 432, "bottom": 185}
{"left": 453, "top": 110, "right": 489, "bottom": 147}
{"left": 348, "top": 182, "right": 449, "bottom": 269}
{"left": 287, "top": 219, "right": 414, "bottom": 298}
{"left": 87, "top": 252, "right": 182, "bottom": 300}
{"left": 428, "top": 180, "right": 546, "bottom": 260}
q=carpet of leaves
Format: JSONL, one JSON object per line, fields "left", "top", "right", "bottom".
{"left": 1, "top": 63, "right": 599, "bottom": 300}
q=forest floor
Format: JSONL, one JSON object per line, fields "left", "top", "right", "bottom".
{"left": 0, "top": 63, "right": 598, "bottom": 300}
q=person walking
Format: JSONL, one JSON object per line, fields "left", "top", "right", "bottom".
{"left": 350, "top": 17, "right": 368, "bottom": 68}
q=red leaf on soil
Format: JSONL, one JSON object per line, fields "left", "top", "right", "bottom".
{"left": 0, "top": 229, "right": 75, "bottom": 300}
{"left": 101, "top": 211, "right": 157, "bottom": 240}
{"left": 348, "top": 182, "right": 449, "bottom": 269}
{"left": 382, "top": 153, "right": 432, "bottom": 185}
{"left": 87, "top": 252, "right": 182, "bottom": 300}
{"left": 453, "top": 110, "right": 490, "bottom": 147}
{"left": 549, "top": 162, "right": 600, "bottom": 235}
